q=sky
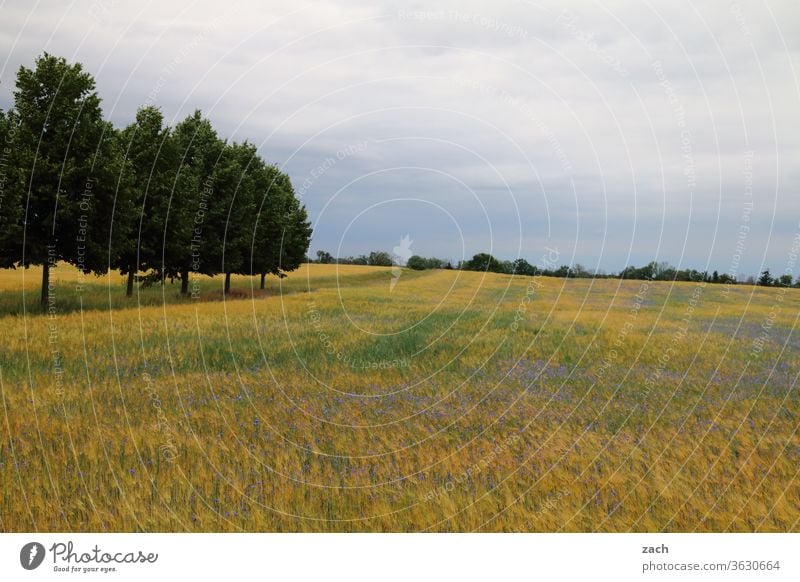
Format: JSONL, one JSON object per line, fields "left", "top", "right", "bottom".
{"left": 1, "top": 0, "right": 798, "bottom": 277}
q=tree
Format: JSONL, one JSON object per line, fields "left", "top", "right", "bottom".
{"left": 572, "top": 263, "right": 592, "bottom": 278}
{"left": 170, "top": 110, "right": 225, "bottom": 294}
{"left": 406, "top": 255, "right": 427, "bottom": 270}
{"left": 0, "top": 108, "right": 23, "bottom": 269}
{"left": 249, "top": 167, "right": 311, "bottom": 289}
{"left": 214, "top": 140, "right": 258, "bottom": 295}
{"left": 405, "top": 255, "right": 446, "bottom": 270}
{"left": 368, "top": 251, "right": 393, "bottom": 266}
{"left": 654, "top": 261, "right": 673, "bottom": 280}
{"left": 116, "top": 106, "right": 177, "bottom": 296}
{"left": 428, "top": 257, "right": 444, "bottom": 269}
{"left": 0, "top": 56, "right": 313, "bottom": 302}
{"left": 84, "top": 122, "right": 136, "bottom": 289}
{"left": 273, "top": 175, "right": 311, "bottom": 278}
{"left": 640, "top": 261, "right": 657, "bottom": 280}
{"left": 777, "top": 274, "right": 793, "bottom": 287}
{"left": 8, "top": 53, "right": 124, "bottom": 306}
{"left": 316, "top": 250, "right": 333, "bottom": 264}
{"left": 758, "top": 269, "right": 773, "bottom": 287}
{"left": 511, "top": 258, "right": 537, "bottom": 276}
{"left": 464, "top": 252, "right": 504, "bottom": 273}
{"left": 250, "top": 163, "right": 285, "bottom": 288}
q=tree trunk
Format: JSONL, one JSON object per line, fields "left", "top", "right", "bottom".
{"left": 224, "top": 272, "right": 231, "bottom": 295}
{"left": 180, "top": 269, "right": 189, "bottom": 295}
{"left": 260, "top": 272, "right": 266, "bottom": 290}
{"left": 126, "top": 269, "right": 135, "bottom": 297}
{"left": 40, "top": 261, "right": 50, "bottom": 308}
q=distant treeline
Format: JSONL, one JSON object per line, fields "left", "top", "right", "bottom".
{"left": 314, "top": 250, "right": 455, "bottom": 269}
{"left": 312, "top": 250, "right": 800, "bottom": 288}
{"left": 0, "top": 53, "right": 312, "bottom": 306}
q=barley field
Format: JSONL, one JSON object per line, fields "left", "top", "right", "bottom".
{"left": 0, "top": 263, "right": 798, "bottom": 532}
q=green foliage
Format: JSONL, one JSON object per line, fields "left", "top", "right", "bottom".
{"left": 0, "top": 108, "right": 22, "bottom": 268}
{"left": 511, "top": 258, "right": 537, "bottom": 276}
{"left": 250, "top": 167, "right": 312, "bottom": 285}
{"left": 276, "top": 183, "right": 312, "bottom": 275}
{"left": 6, "top": 53, "right": 121, "bottom": 303}
{"left": 406, "top": 255, "right": 427, "bottom": 270}
{"left": 368, "top": 251, "right": 393, "bottom": 266}
{"left": 1, "top": 54, "right": 146, "bottom": 304}
{"left": 406, "top": 255, "right": 446, "bottom": 270}
{"left": 170, "top": 110, "right": 225, "bottom": 281}
{"left": 316, "top": 250, "right": 333, "bottom": 264}
{"left": 0, "top": 54, "right": 312, "bottom": 302}
{"left": 463, "top": 252, "right": 506, "bottom": 273}
{"left": 116, "top": 106, "right": 178, "bottom": 287}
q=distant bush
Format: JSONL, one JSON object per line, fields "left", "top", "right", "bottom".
{"left": 406, "top": 255, "right": 427, "bottom": 270}
{"left": 368, "top": 251, "right": 393, "bottom": 267}
{"left": 406, "top": 255, "right": 446, "bottom": 270}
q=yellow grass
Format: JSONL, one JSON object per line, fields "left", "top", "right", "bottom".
{"left": 0, "top": 264, "right": 798, "bottom": 531}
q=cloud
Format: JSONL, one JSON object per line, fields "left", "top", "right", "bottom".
{"left": 1, "top": 0, "right": 798, "bottom": 276}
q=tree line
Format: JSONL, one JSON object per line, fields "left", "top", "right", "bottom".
{"left": 0, "top": 53, "right": 311, "bottom": 306}
{"left": 312, "top": 249, "right": 799, "bottom": 288}
{"left": 466, "top": 254, "right": 799, "bottom": 287}
{"left": 314, "top": 250, "right": 455, "bottom": 270}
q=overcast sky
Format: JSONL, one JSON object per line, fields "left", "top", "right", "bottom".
{"left": 1, "top": 0, "right": 798, "bottom": 276}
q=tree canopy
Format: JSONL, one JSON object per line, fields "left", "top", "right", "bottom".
{"left": 0, "top": 53, "right": 312, "bottom": 304}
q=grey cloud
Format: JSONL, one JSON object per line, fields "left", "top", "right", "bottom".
{"left": 1, "top": 0, "right": 797, "bottom": 275}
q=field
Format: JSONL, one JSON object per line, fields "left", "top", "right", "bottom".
{"left": 0, "top": 263, "right": 798, "bottom": 532}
